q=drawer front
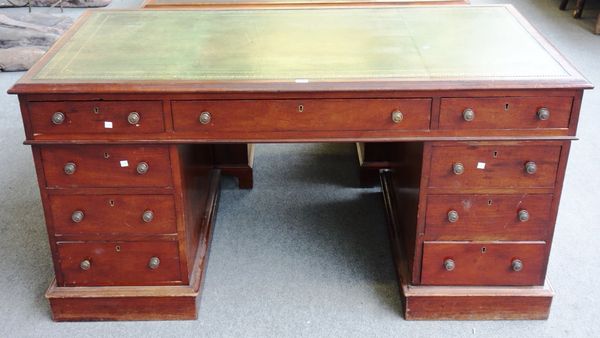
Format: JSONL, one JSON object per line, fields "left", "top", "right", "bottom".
{"left": 41, "top": 145, "right": 173, "bottom": 188}
{"left": 50, "top": 194, "right": 177, "bottom": 235}
{"left": 439, "top": 97, "right": 572, "bottom": 129}
{"left": 428, "top": 144, "right": 561, "bottom": 190}
{"left": 425, "top": 194, "right": 553, "bottom": 240}
{"left": 421, "top": 241, "right": 547, "bottom": 286}
{"left": 57, "top": 241, "right": 181, "bottom": 286}
{"left": 172, "top": 99, "right": 431, "bottom": 132}
{"left": 28, "top": 101, "right": 164, "bottom": 135}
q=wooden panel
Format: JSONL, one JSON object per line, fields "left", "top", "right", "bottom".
{"left": 49, "top": 194, "right": 177, "bottom": 235}
{"left": 424, "top": 194, "right": 553, "bottom": 240}
{"left": 41, "top": 145, "right": 173, "bottom": 188}
{"left": 172, "top": 99, "right": 431, "bottom": 132}
{"left": 421, "top": 241, "right": 547, "bottom": 286}
{"left": 439, "top": 96, "right": 572, "bottom": 130}
{"left": 428, "top": 144, "right": 561, "bottom": 190}
{"left": 49, "top": 296, "right": 197, "bottom": 321}
{"left": 29, "top": 101, "right": 164, "bottom": 135}
{"left": 56, "top": 241, "right": 182, "bottom": 286}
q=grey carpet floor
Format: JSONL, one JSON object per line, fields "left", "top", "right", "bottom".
{"left": 1, "top": 0, "right": 599, "bottom": 337}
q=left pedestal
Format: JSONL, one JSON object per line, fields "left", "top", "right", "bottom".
{"left": 30, "top": 144, "right": 220, "bottom": 321}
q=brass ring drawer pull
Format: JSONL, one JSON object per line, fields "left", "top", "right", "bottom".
{"left": 525, "top": 161, "right": 537, "bottom": 174}
{"left": 452, "top": 162, "right": 465, "bottom": 175}
{"left": 127, "top": 111, "right": 140, "bottom": 125}
{"left": 462, "top": 108, "right": 475, "bottom": 121}
{"left": 447, "top": 210, "right": 459, "bottom": 223}
{"left": 63, "top": 162, "right": 76, "bottom": 175}
{"left": 51, "top": 112, "right": 65, "bottom": 125}
{"left": 148, "top": 257, "right": 160, "bottom": 269}
{"left": 136, "top": 162, "right": 149, "bottom": 175}
{"left": 71, "top": 210, "right": 84, "bottom": 223}
{"left": 142, "top": 210, "right": 154, "bottom": 223}
{"left": 391, "top": 110, "right": 404, "bottom": 123}
{"left": 444, "top": 258, "right": 455, "bottom": 271}
{"left": 80, "top": 259, "right": 91, "bottom": 271}
{"left": 518, "top": 209, "right": 529, "bottom": 222}
{"left": 199, "top": 111, "right": 211, "bottom": 125}
{"left": 512, "top": 259, "right": 523, "bottom": 272}
{"left": 537, "top": 107, "right": 550, "bottom": 121}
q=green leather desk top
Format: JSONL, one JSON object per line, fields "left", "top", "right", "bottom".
{"left": 146, "top": 0, "right": 464, "bottom": 5}
{"left": 12, "top": 5, "right": 590, "bottom": 93}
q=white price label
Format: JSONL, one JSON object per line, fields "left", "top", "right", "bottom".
{"left": 477, "top": 162, "right": 486, "bottom": 169}
{"left": 104, "top": 121, "right": 113, "bottom": 129}
{"left": 119, "top": 160, "right": 129, "bottom": 167}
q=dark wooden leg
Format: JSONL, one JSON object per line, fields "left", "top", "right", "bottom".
{"left": 236, "top": 168, "right": 254, "bottom": 189}
{"left": 574, "top": 0, "right": 586, "bottom": 18}
{"left": 559, "top": 0, "right": 569, "bottom": 10}
{"left": 595, "top": 13, "right": 600, "bottom": 34}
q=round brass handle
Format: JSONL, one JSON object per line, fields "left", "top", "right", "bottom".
{"left": 127, "top": 111, "right": 140, "bottom": 125}
{"left": 512, "top": 259, "right": 523, "bottom": 272}
{"left": 142, "top": 210, "right": 154, "bottom": 223}
{"left": 80, "top": 259, "right": 91, "bottom": 271}
{"left": 452, "top": 162, "right": 465, "bottom": 175}
{"left": 71, "top": 210, "right": 84, "bottom": 223}
{"left": 518, "top": 209, "right": 529, "bottom": 222}
{"left": 148, "top": 257, "right": 160, "bottom": 269}
{"left": 537, "top": 107, "right": 550, "bottom": 121}
{"left": 63, "top": 162, "right": 76, "bottom": 175}
{"left": 525, "top": 161, "right": 537, "bottom": 175}
{"left": 199, "top": 111, "right": 211, "bottom": 125}
{"left": 447, "top": 210, "right": 459, "bottom": 223}
{"left": 391, "top": 110, "right": 404, "bottom": 123}
{"left": 444, "top": 259, "right": 455, "bottom": 271}
{"left": 462, "top": 108, "right": 475, "bottom": 122}
{"left": 136, "top": 162, "right": 149, "bottom": 175}
{"left": 52, "top": 112, "right": 65, "bottom": 125}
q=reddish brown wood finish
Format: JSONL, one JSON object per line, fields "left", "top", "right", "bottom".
{"left": 428, "top": 144, "right": 562, "bottom": 191}
{"left": 49, "top": 194, "right": 177, "bottom": 235}
{"left": 438, "top": 96, "right": 573, "bottom": 130}
{"left": 172, "top": 99, "right": 431, "bottom": 133}
{"left": 420, "top": 241, "right": 547, "bottom": 286}
{"left": 28, "top": 100, "right": 164, "bottom": 136}
{"left": 56, "top": 241, "right": 182, "bottom": 286}
{"left": 424, "top": 194, "right": 553, "bottom": 240}
{"left": 40, "top": 145, "right": 173, "bottom": 188}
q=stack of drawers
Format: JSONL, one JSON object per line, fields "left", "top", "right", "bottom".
{"left": 25, "top": 99, "right": 219, "bottom": 320}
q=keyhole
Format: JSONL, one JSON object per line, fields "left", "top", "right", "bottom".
{"left": 481, "top": 247, "right": 487, "bottom": 253}
{"left": 504, "top": 103, "right": 510, "bottom": 111}
{"left": 93, "top": 107, "right": 100, "bottom": 114}
{"left": 109, "top": 199, "right": 115, "bottom": 207}
{"left": 115, "top": 245, "right": 121, "bottom": 252}
{"left": 103, "top": 152, "right": 110, "bottom": 159}
{"left": 298, "top": 104, "right": 304, "bottom": 112}
{"left": 493, "top": 151, "right": 498, "bottom": 158}
{"left": 488, "top": 199, "right": 493, "bottom": 206}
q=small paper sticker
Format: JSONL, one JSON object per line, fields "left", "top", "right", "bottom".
{"left": 295, "top": 79, "right": 309, "bottom": 83}
{"left": 119, "top": 160, "right": 129, "bottom": 167}
{"left": 104, "top": 121, "right": 113, "bottom": 128}
{"left": 477, "top": 162, "right": 486, "bottom": 169}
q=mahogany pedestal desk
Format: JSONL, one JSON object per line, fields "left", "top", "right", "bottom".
{"left": 9, "top": 5, "right": 591, "bottom": 321}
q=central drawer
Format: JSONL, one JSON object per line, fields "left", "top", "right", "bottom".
{"left": 49, "top": 194, "right": 177, "bottom": 235}
{"left": 172, "top": 99, "right": 431, "bottom": 132}
{"left": 428, "top": 144, "right": 562, "bottom": 190}
{"left": 41, "top": 145, "right": 173, "bottom": 188}
{"left": 420, "top": 241, "right": 547, "bottom": 286}
{"left": 56, "top": 241, "right": 182, "bottom": 286}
